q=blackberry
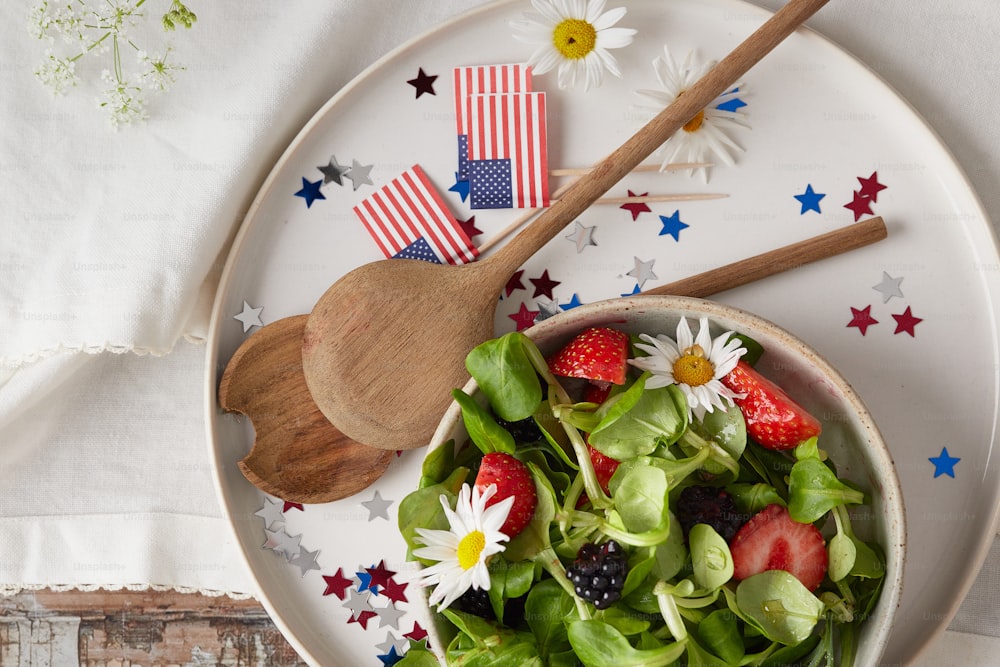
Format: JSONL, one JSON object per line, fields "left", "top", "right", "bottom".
{"left": 674, "top": 485, "right": 746, "bottom": 543}
{"left": 452, "top": 586, "right": 494, "bottom": 619}
{"left": 566, "top": 540, "right": 628, "bottom": 609}
{"left": 495, "top": 415, "right": 543, "bottom": 444}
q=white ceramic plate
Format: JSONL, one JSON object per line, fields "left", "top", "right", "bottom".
{"left": 205, "top": 1, "right": 1000, "bottom": 665}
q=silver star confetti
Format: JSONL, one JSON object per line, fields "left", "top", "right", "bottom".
{"left": 362, "top": 490, "right": 393, "bottom": 522}
{"left": 343, "top": 588, "right": 375, "bottom": 616}
{"left": 290, "top": 546, "right": 322, "bottom": 577}
{"left": 534, "top": 296, "right": 563, "bottom": 322}
{"left": 344, "top": 159, "right": 374, "bottom": 191}
{"left": 873, "top": 271, "right": 904, "bottom": 303}
{"left": 374, "top": 600, "right": 406, "bottom": 630}
{"left": 318, "top": 155, "right": 350, "bottom": 185}
{"left": 565, "top": 220, "right": 597, "bottom": 253}
{"left": 262, "top": 527, "right": 301, "bottom": 561}
{"left": 233, "top": 300, "right": 263, "bottom": 333}
{"left": 254, "top": 497, "right": 286, "bottom": 530}
{"left": 626, "top": 256, "right": 657, "bottom": 289}
{"left": 376, "top": 631, "right": 409, "bottom": 655}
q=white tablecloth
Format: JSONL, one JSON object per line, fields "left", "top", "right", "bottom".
{"left": 2, "top": 1, "right": 998, "bottom": 664}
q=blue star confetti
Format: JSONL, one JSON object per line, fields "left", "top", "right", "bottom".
{"left": 794, "top": 184, "right": 825, "bottom": 214}
{"left": 449, "top": 172, "right": 470, "bottom": 202}
{"left": 658, "top": 210, "right": 689, "bottom": 241}
{"left": 378, "top": 646, "right": 404, "bottom": 667}
{"left": 294, "top": 177, "right": 325, "bottom": 208}
{"left": 929, "top": 447, "right": 960, "bottom": 478}
{"left": 561, "top": 293, "right": 584, "bottom": 309}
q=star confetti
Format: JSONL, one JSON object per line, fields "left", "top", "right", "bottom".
{"left": 509, "top": 302, "right": 540, "bottom": 331}
{"left": 294, "top": 177, "right": 326, "bottom": 208}
{"left": 348, "top": 609, "right": 379, "bottom": 630}
{"left": 857, "top": 171, "right": 887, "bottom": 202}
{"left": 290, "top": 547, "right": 322, "bottom": 577}
{"left": 794, "top": 184, "right": 825, "bottom": 214}
{"left": 344, "top": 159, "right": 374, "bottom": 191}
{"left": 233, "top": 300, "right": 263, "bottom": 333}
{"left": 318, "top": 155, "right": 350, "bottom": 185}
{"left": 620, "top": 190, "right": 651, "bottom": 220}
{"left": 891, "top": 306, "right": 922, "bottom": 336}
{"left": 565, "top": 220, "right": 597, "bottom": 252}
{"left": 658, "top": 210, "right": 689, "bottom": 241}
{"left": 621, "top": 283, "right": 642, "bottom": 296}
{"left": 262, "top": 527, "right": 301, "bottom": 561}
{"left": 534, "top": 296, "right": 562, "bottom": 322}
{"left": 367, "top": 560, "right": 398, "bottom": 589}
{"left": 343, "top": 587, "right": 375, "bottom": 616}
{"left": 627, "top": 256, "right": 657, "bottom": 289}
{"left": 356, "top": 569, "right": 379, "bottom": 595}
{"left": 847, "top": 305, "right": 878, "bottom": 335}
{"left": 380, "top": 577, "right": 409, "bottom": 605}
{"left": 872, "top": 272, "right": 904, "bottom": 303}
{"left": 929, "top": 446, "right": 960, "bottom": 478}
{"left": 374, "top": 600, "right": 406, "bottom": 630}
{"left": 254, "top": 497, "right": 285, "bottom": 530}
{"left": 322, "top": 568, "right": 354, "bottom": 600}
{"left": 458, "top": 216, "right": 483, "bottom": 240}
{"left": 529, "top": 270, "right": 560, "bottom": 299}
{"left": 505, "top": 270, "right": 526, "bottom": 297}
{"left": 407, "top": 67, "right": 438, "bottom": 98}
{"left": 843, "top": 190, "right": 874, "bottom": 222}
{"left": 404, "top": 622, "right": 429, "bottom": 643}
{"left": 377, "top": 646, "right": 404, "bottom": 667}
{"left": 561, "top": 293, "right": 583, "bottom": 309}
{"left": 282, "top": 502, "right": 304, "bottom": 513}
{"left": 377, "top": 632, "right": 409, "bottom": 656}
{"left": 361, "top": 490, "right": 393, "bottom": 522}
{"left": 449, "top": 172, "right": 470, "bottom": 202}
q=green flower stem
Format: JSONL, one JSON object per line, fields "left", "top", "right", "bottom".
{"left": 679, "top": 428, "right": 739, "bottom": 477}
{"left": 653, "top": 583, "right": 688, "bottom": 641}
{"left": 534, "top": 546, "right": 592, "bottom": 620}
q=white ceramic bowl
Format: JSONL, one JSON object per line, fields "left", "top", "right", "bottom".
{"left": 416, "top": 295, "right": 906, "bottom": 666}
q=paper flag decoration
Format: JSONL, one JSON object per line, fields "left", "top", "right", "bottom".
{"left": 353, "top": 164, "right": 478, "bottom": 265}
{"left": 467, "top": 91, "right": 549, "bottom": 209}
{"left": 454, "top": 64, "right": 533, "bottom": 182}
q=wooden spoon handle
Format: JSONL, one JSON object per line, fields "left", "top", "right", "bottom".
{"left": 642, "top": 216, "right": 887, "bottom": 298}
{"left": 485, "top": 0, "right": 830, "bottom": 280}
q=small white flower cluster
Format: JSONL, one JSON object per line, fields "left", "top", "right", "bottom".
{"left": 26, "top": 0, "right": 196, "bottom": 129}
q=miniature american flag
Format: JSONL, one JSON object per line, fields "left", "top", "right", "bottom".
{"left": 454, "top": 64, "right": 532, "bottom": 182}
{"left": 466, "top": 91, "right": 549, "bottom": 209}
{"left": 353, "top": 165, "right": 478, "bottom": 265}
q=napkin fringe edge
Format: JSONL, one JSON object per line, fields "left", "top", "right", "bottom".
{"left": 1, "top": 333, "right": 207, "bottom": 370}
{"left": 0, "top": 582, "right": 254, "bottom": 599}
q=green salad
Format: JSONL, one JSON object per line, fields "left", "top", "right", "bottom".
{"left": 398, "top": 318, "right": 886, "bottom": 667}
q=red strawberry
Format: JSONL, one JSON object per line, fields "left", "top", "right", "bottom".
{"left": 474, "top": 452, "right": 537, "bottom": 538}
{"left": 730, "top": 504, "right": 828, "bottom": 591}
{"left": 588, "top": 444, "right": 619, "bottom": 495}
{"left": 721, "top": 360, "right": 821, "bottom": 450}
{"left": 547, "top": 327, "right": 630, "bottom": 386}
{"left": 582, "top": 382, "right": 612, "bottom": 405}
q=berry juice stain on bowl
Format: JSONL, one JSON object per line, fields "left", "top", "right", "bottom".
{"left": 399, "top": 296, "right": 905, "bottom": 667}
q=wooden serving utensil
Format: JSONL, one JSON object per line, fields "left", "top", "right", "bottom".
{"left": 220, "top": 216, "right": 884, "bottom": 502}
{"left": 301, "top": 0, "right": 832, "bottom": 451}
{"left": 218, "top": 315, "right": 395, "bottom": 504}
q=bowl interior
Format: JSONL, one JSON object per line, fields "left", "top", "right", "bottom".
{"left": 422, "top": 295, "right": 906, "bottom": 665}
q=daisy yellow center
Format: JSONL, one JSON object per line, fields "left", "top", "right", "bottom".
{"left": 683, "top": 109, "right": 706, "bottom": 133}
{"left": 673, "top": 344, "right": 715, "bottom": 386}
{"left": 457, "top": 530, "right": 487, "bottom": 570}
{"left": 552, "top": 18, "right": 597, "bottom": 60}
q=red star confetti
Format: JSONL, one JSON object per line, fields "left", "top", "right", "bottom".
{"left": 847, "top": 305, "right": 879, "bottom": 335}
{"left": 407, "top": 67, "right": 438, "bottom": 98}
{"left": 857, "top": 172, "right": 887, "bottom": 202}
{"left": 892, "top": 306, "right": 922, "bottom": 336}
{"left": 620, "top": 190, "right": 651, "bottom": 220}
{"left": 509, "top": 302, "right": 540, "bottom": 331}
{"left": 505, "top": 270, "right": 525, "bottom": 297}
{"left": 380, "top": 577, "right": 409, "bottom": 605}
{"left": 322, "top": 568, "right": 354, "bottom": 599}
{"left": 404, "top": 622, "right": 429, "bottom": 643}
{"left": 844, "top": 191, "right": 874, "bottom": 222}
{"left": 529, "top": 269, "right": 560, "bottom": 299}
{"left": 348, "top": 609, "right": 378, "bottom": 630}
{"left": 282, "top": 502, "right": 304, "bottom": 513}
{"left": 458, "top": 216, "right": 483, "bottom": 240}
{"left": 366, "top": 560, "right": 398, "bottom": 589}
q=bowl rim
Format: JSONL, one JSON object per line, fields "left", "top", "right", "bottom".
{"left": 423, "top": 295, "right": 907, "bottom": 664}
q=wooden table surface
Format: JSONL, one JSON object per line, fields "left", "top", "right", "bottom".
{"left": 0, "top": 589, "right": 308, "bottom": 666}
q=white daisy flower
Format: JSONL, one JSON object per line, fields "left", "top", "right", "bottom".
{"left": 510, "top": 0, "right": 637, "bottom": 91}
{"left": 629, "top": 316, "right": 746, "bottom": 421}
{"left": 634, "top": 47, "right": 750, "bottom": 181}
{"left": 411, "top": 483, "right": 514, "bottom": 611}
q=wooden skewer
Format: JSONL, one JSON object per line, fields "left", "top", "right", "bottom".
{"left": 643, "top": 216, "right": 888, "bottom": 298}
{"left": 560, "top": 193, "right": 727, "bottom": 206}
{"left": 549, "top": 162, "right": 713, "bottom": 177}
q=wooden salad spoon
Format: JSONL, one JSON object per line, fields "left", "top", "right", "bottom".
{"left": 221, "top": 217, "right": 885, "bottom": 502}
{"left": 301, "top": 0, "right": 834, "bottom": 451}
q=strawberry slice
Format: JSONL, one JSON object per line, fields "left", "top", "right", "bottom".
{"left": 721, "top": 360, "right": 821, "bottom": 450}
{"left": 547, "top": 327, "right": 630, "bottom": 386}
{"left": 730, "top": 504, "right": 828, "bottom": 591}
{"left": 474, "top": 452, "right": 537, "bottom": 538}
{"left": 588, "top": 444, "right": 620, "bottom": 495}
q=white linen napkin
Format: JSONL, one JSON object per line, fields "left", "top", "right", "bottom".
{"left": 0, "top": 0, "right": 488, "bottom": 596}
